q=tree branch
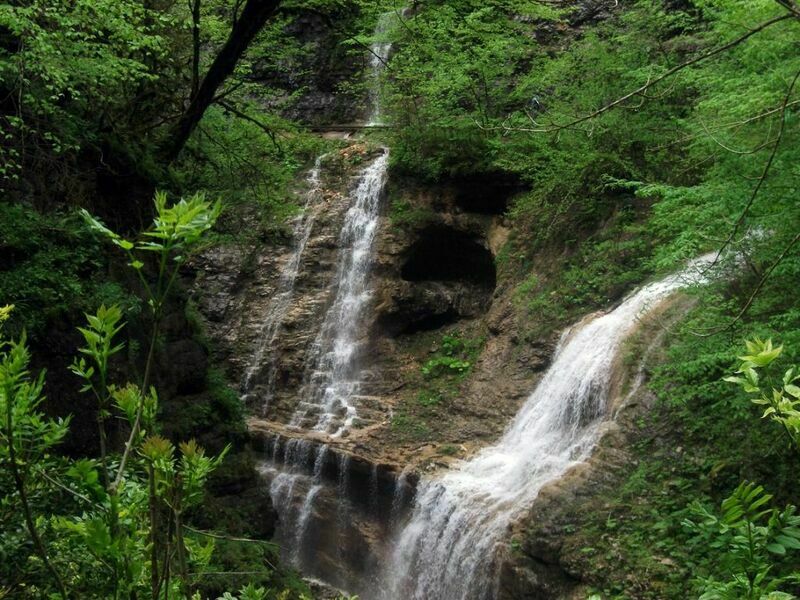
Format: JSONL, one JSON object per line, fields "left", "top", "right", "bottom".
{"left": 162, "top": 0, "right": 282, "bottom": 163}
{"left": 494, "top": 13, "right": 793, "bottom": 134}
{"left": 692, "top": 230, "right": 800, "bottom": 337}
{"left": 702, "top": 67, "right": 800, "bottom": 273}
{"left": 217, "top": 100, "right": 284, "bottom": 154}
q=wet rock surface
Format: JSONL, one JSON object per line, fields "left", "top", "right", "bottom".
{"left": 189, "top": 141, "right": 663, "bottom": 598}
{"left": 190, "top": 148, "right": 546, "bottom": 467}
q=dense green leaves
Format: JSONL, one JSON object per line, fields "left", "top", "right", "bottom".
{"left": 0, "top": 0, "right": 170, "bottom": 186}
{"left": 726, "top": 338, "right": 800, "bottom": 454}
{"left": 684, "top": 482, "right": 800, "bottom": 598}
{"left": 0, "top": 195, "right": 284, "bottom": 599}
{"left": 0, "top": 203, "right": 138, "bottom": 338}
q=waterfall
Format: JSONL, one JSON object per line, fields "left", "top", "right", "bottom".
{"left": 383, "top": 254, "right": 716, "bottom": 600}
{"left": 252, "top": 10, "right": 399, "bottom": 592}
{"left": 288, "top": 9, "right": 396, "bottom": 435}
{"left": 290, "top": 151, "right": 389, "bottom": 436}
{"left": 241, "top": 155, "right": 326, "bottom": 410}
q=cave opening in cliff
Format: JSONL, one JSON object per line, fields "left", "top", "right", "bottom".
{"left": 400, "top": 226, "right": 497, "bottom": 289}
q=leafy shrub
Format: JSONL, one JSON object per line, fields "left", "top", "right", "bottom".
{"left": 684, "top": 482, "right": 800, "bottom": 599}
{"left": 421, "top": 333, "right": 483, "bottom": 379}
{"left": 0, "top": 203, "right": 139, "bottom": 338}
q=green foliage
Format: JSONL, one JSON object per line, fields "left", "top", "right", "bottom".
{"left": 510, "top": 213, "right": 653, "bottom": 337}
{"left": 384, "top": 0, "right": 562, "bottom": 179}
{"left": 0, "top": 325, "right": 70, "bottom": 466}
{"left": 421, "top": 355, "right": 471, "bottom": 378}
{"left": 159, "top": 367, "right": 246, "bottom": 452}
{"left": 421, "top": 333, "right": 482, "bottom": 379}
{"left": 390, "top": 330, "right": 484, "bottom": 442}
{"left": 684, "top": 482, "right": 800, "bottom": 599}
{"left": 725, "top": 339, "right": 800, "bottom": 452}
{"left": 0, "top": 0, "right": 169, "bottom": 187}
{"left": 390, "top": 410, "right": 432, "bottom": 441}
{"left": 0, "top": 195, "right": 295, "bottom": 599}
{"left": 438, "top": 444, "right": 458, "bottom": 456}
{"left": 170, "top": 106, "right": 330, "bottom": 241}
{"left": 416, "top": 389, "right": 442, "bottom": 408}
{"left": 679, "top": 339, "right": 800, "bottom": 598}
{"left": 388, "top": 196, "right": 436, "bottom": 229}
{"left": 216, "top": 583, "right": 268, "bottom": 600}
{"left": 0, "top": 203, "right": 138, "bottom": 338}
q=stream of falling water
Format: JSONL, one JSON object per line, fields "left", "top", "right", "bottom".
{"left": 366, "top": 10, "right": 396, "bottom": 126}
{"left": 380, "top": 253, "right": 716, "bottom": 600}
{"left": 241, "top": 155, "right": 325, "bottom": 409}
{"left": 290, "top": 151, "right": 389, "bottom": 436}
{"left": 246, "top": 9, "right": 719, "bottom": 596}
{"left": 251, "top": 11, "right": 398, "bottom": 587}
{"left": 287, "top": 8, "right": 397, "bottom": 435}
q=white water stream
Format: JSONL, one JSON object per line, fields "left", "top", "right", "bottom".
{"left": 382, "top": 253, "right": 716, "bottom": 600}
{"left": 290, "top": 150, "right": 389, "bottom": 436}
{"left": 247, "top": 9, "right": 718, "bottom": 597}
{"left": 241, "top": 155, "right": 325, "bottom": 410}
{"left": 253, "top": 12, "right": 397, "bottom": 583}
{"left": 289, "top": 10, "right": 395, "bottom": 436}
{"left": 366, "top": 10, "right": 397, "bottom": 126}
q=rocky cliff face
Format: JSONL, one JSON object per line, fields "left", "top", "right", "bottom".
{"left": 190, "top": 143, "right": 553, "bottom": 467}
{"left": 252, "top": 7, "right": 368, "bottom": 126}
{"left": 187, "top": 141, "right": 560, "bottom": 593}
{"left": 189, "top": 138, "right": 658, "bottom": 598}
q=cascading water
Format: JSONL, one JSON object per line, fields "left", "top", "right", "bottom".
{"left": 241, "top": 155, "right": 326, "bottom": 409}
{"left": 382, "top": 253, "right": 716, "bottom": 600}
{"left": 290, "top": 151, "right": 389, "bottom": 436}
{"left": 244, "top": 9, "right": 716, "bottom": 596}
{"left": 250, "top": 11, "right": 399, "bottom": 590}
{"left": 287, "top": 9, "right": 397, "bottom": 436}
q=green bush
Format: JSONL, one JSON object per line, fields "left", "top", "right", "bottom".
{"left": 421, "top": 333, "right": 483, "bottom": 380}
{"left": 0, "top": 203, "right": 140, "bottom": 338}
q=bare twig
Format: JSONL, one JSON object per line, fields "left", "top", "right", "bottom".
{"left": 692, "top": 230, "right": 800, "bottom": 337}
{"left": 648, "top": 99, "right": 800, "bottom": 152}
{"left": 493, "top": 13, "right": 792, "bottom": 134}
{"left": 182, "top": 525, "right": 279, "bottom": 570}
{"left": 774, "top": 0, "right": 800, "bottom": 19}
{"left": 182, "top": 524, "right": 279, "bottom": 548}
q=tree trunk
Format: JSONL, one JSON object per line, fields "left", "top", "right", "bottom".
{"left": 161, "top": 0, "right": 282, "bottom": 163}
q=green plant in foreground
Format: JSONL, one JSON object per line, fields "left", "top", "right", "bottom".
{"left": 724, "top": 338, "right": 800, "bottom": 452}
{"left": 0, "top": 193, "right": 289, "bottom": 599}
{"left": 683, "top": 339, "right": 800, "bottom": 599}
{"left": 684, "top": 482, "right": 800, "bottom": 599}
{"left": 0, "top": 305, "right": 70, "bottom": 599}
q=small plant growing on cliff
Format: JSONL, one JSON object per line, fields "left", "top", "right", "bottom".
{"left": 417, "top": 389, "right": 443, "bottom": 407}
{"left": 421, "top": 332, "right": 482, "bottom": 379}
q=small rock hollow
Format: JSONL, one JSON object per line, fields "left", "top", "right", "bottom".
{"left": 401, "top": 226, "right": 496, "bottom": 289}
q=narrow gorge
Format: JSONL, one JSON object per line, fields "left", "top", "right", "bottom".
{"left": 7, "top": 1, "right": 798, "bottom": 598}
